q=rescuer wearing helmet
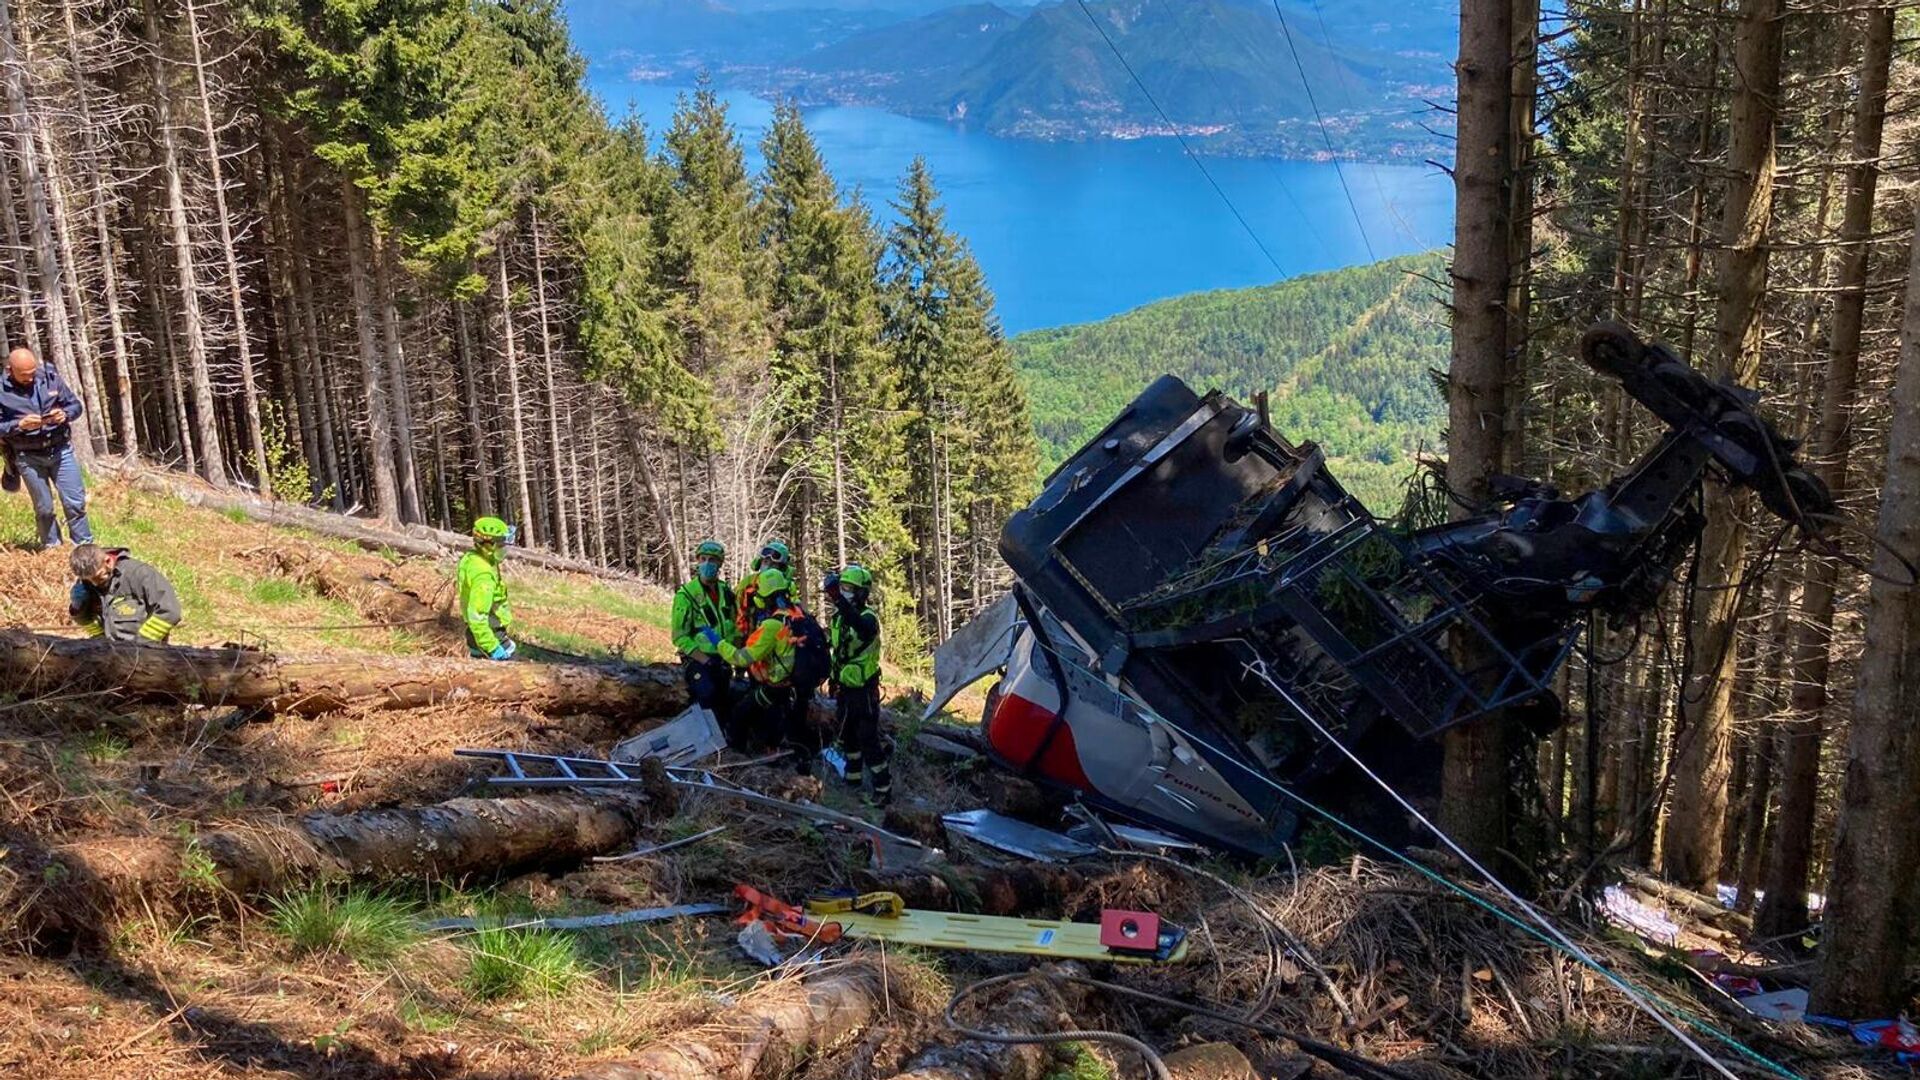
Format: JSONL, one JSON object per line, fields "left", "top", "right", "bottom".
{"left": 459, "top": 516, "right": 518, "bottom": 660}
{"left": 672, "top": 538, "right": 738, "bottom": 716}
{"left": 732, "top": 538, "right": 792, "bottom": 642}
{"left": 68, "top": 543, "right": 182, "bottom": 644}
{"left": 826, "top": 564, "right": 889, "bottom": 804}
{"left": 721, "top": 565, "right": 823, "bottom": 770}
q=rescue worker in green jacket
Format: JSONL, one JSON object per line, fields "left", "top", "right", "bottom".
{"left": 732, "top": 539, "right": 792, "bottom": 644}
{"left": 459, "top": 517, "right": 517, "bottom": 660}
{"left": 720, "top": 566, "right": 817, "bottom": 771}
{"left": 672, "top": 538, "right": 738, "bottom": 717}
{"left": 825, "top": 564, "right": 889, "bottom": 803}
{"left": 68, "top": 543, "right": 182, "bottom": 643}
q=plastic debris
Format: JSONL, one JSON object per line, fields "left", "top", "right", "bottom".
{"left": 1599, "top": 884, "right": 1681, "bottom": 945}
{"left": 1735, "top": 989, "right": 1808, "bottom": 1023}
{"left": 821, "top": 745, "right": 848, "bottom": 779}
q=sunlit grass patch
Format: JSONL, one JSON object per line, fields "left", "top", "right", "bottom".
{"left": 462, "top": 926, "right": 586, "bottom": 1001}
{"left": 249, "top": 577, "right": 306, "bottom": 604}
{"left": 268, "top": 886, "right": 420, "bottom": 964}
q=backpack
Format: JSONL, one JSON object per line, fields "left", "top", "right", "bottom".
{"left": 783, "top": 606, "right": 831, "bottom": 693}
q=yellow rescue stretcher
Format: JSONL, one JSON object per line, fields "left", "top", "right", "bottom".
{"left": 735, "top": 886, "right": 1189, "bottom": 964}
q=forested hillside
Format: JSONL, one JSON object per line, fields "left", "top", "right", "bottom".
{"left": 0, "top": 0, "right": 1035, "bottom": 648}
{"left": 603, "top": 0, "right": 1456, "bottom": 161}
{"left": 1013, "top": 253, "right": 1448, "bottom": 508}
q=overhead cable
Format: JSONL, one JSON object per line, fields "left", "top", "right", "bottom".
{"left": 1072, "top": 0, "right": 1286, "bottom": 276}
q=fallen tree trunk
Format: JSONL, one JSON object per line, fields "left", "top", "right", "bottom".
{"left": 102, "top": 456, "right": 645, "bottom": 582}
{"left": 1619, "top": 868, "right": 1752, "bottom": 933}
{"left": 0, "top": 631, "right": 686, "bottom": 717}
{"left": 261, "top": 544, "right": 456, "bottom": 632}
{"left": 571, "top": 966, "right": 883, "bottom": 1080}
{"left": 18, "top": 782, "right": 671, "bottom": 947}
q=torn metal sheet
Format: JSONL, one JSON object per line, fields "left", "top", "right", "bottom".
{"left": 942, "top": 808, "right": 1096, "bottom": 863}
{"left": 423, "top": 902, "right": 731, "bottom": 933}
{"left": 924, "top": 592, "right": 1021, "bottom": 720}
{"left": 611, "top": 704, "right": 726, "bottom": 767}
{"left": 1066, "top": 820, "right": 1211, "bottom": 854}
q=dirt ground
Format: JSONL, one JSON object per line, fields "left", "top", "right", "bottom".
{"left": 0, "top": 480, "right": 1892, "bottom": 1080}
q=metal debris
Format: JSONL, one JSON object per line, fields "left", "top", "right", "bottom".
{"left": 610, "top": 704, "right": 726, "bottom": 767}
{"left": 593, "top": 824, "right": 727, "bottom": 863}
{"left": 942, "top": 808, "right": 1096, "bottom": 862}
{"left": 423, "top": 902, "right": 731, "bottom": 933}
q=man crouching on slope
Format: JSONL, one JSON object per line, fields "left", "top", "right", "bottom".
{"left": 460, "top": 516, "right": 518, "bottom": 660}
{"left": 70, "top": 543, "right": 182, "bottom": 644}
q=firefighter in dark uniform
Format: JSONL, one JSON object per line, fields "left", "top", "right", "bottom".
{"left": 68, "top": 543, "right": 182, "bottom": 643}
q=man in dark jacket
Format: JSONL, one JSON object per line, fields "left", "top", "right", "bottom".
{"left": 0, "top": 347, "right": 92, "bottom": 548}
{"left": 69, "top": 544, "right": 182, "bottom": 644}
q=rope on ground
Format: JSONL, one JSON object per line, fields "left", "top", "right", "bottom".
{"left": 945, "top": 970, "right": 1171, "bottom": 1080}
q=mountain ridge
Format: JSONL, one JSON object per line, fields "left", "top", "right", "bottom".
{"left": 583, "top": 0, "right": 1456, "bottom": 161}
{"left": 1011, "top": 252, "right": 1450, "bottom": 509}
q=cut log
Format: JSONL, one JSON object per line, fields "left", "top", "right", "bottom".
{"left": 571, "top": 965, "right": 883, "bottom": 1080}
{"left": 16, "top": 782, "right": 672, "bottom": 947}
{"left": 0, "top": 630, "right": 686, "bottom": 717}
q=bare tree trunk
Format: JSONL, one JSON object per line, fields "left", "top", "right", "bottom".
{"left": 11, "top": 6, "right": 107, "bottom": 460}
{"left": 1662, "top": 0, "right": 1781, "bottom": 890}
{"left": 340, "top": 175, "right": 400, "bottom": 521}
{"left": 1811, "top": 192, "right": 1920, "bottom": 1018}
{"left": 0, "top": 0, "right": 85, "bottom": 451}
{"left": 0, "top": 151, "right": 37, "bottom": 351}
{"left": 1440, "top": 0, "right": 1518, "bottom": 866}
{"left": 530, "top": 206, "right": 571, "bottom": 556}
{"left": 141, "top": 0, "right": 226, "bottom": 484}
{"left": 1757, "top": 5, "right": 1893, "bottom": 941}
{"left": 588, "top": 403, "right": 608, "bottom": 564}
{"left": 455, "top": 299, "right": 491, "bottom": 517}
{"left": 497, "top": 244, "right": 537, "bottom": 546}
{"left": 60, "top": 0, "right": 134, "bottom": 452}
{"left": 627, "top": 421, "right": 684, "bottom": 584}
{"left": 181, "top": 0, "right": 265, "bottom": 488}
{"left": 373, "top": 237, "right": 423, "bottom": 523}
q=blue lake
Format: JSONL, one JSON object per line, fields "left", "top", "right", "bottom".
{"left": 588, "top": 77, "right": 1455, "bottom": 334}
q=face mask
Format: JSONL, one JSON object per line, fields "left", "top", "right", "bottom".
{"left": 697, "top": 562, "right": 718, "bottom": 581}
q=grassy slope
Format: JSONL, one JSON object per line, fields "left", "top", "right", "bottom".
{"left": 0, "top": 477, "right": 678, "bottom": 663}
{"left": 0, "top": 477, "right": 967, "bottom": 1078}
{"left": 1012, "top": 252, "right": 1450, "bottom": 511}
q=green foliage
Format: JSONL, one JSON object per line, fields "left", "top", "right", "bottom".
{"left": 177, "top": 837, "right": 222, "bottom": 894}
{"left": 1012, "top": 253, "right": 1449, "bottom": 511}
{"left": 82, "top": 730, "right": 130, "bottom": 764}
{"left": 1045, "top": 1043, "right": 1116, "bottom": 1080}
{"left": 269, "top": 886, "right": 419, "bottom": 964}
{"left": 256, "top": 401, "right": 331, "bottom": 506}
{"left": 462, "top": 927, "right": 586, "bottom": 1000}
{"left": 250, "top": 578, "right": 307, "bottom": 605}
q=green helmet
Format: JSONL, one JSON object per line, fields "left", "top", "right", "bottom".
{"left": 839, "top": 564, "right": 873, "bottom": 590}
{"left": 757, "top": 567, "right": 792, "bottom": 597}
{"left": 756, "top": 539, "right": 791, "bottom": 569}
{"left": 695, "top": 539, "right": 725, "bottom": 560}
{"left": 473, "top": 516, "right": 512, "bottom": 541}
